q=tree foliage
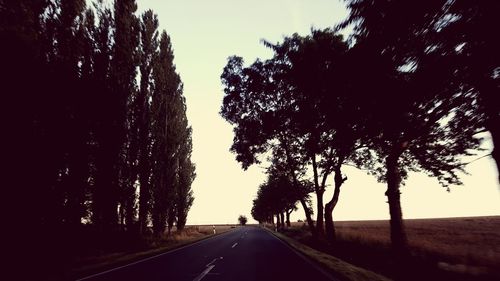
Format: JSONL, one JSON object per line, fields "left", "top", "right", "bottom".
{"left": 340, "top": 0, "right": 486, "bottom": 253}
{"left": 1, "top": 1, "right": 196, "bottom": 277}
{"left": 222, "top": 1, "right": 489, "bottom": 255}
{"left": 238, "top": 215, "right": 248, "bottom": 226}
{"left": 251, "top": 159, "right": 312, "bottom": 231}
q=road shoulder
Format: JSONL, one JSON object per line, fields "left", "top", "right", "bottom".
{"left": 72, "top": 227, "right": 237, "bottom": 280}
{"left": 264, "top": 227, "right": 392, "bottom": 281}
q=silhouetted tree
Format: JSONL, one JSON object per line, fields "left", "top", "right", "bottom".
{"left": 221, "top": 55, "right": 319, "bottom": 236}
{"left": 176, "top": 123, "right": 196, "bottom": 231}
{"left": 238, "top": 215, "right": 248, "bottom": 226}
{"left": 341, "top": 0, "right": 484, "bottom": 254}
{"left": 2, "top": 3, "right": 197, "bottom": 274}
{"left": 150, "top": 31, "right": 190, "bottom": 236}
{"left": 90, "top": 0, "right": 114, "bottom": 229}
{"left": 438, "top": 1, "right": 500, "bottom": 182}
{"left": 223, "top": 30, "right": 368, "bottom": 239}
{"left": 252, "top": 158, "right": 312, "bottom": 231}
{"left": 1, "top": 1, "right": 57, "bottom": 277}
{"left": 131, "top": 9, "right": 159, "bottom": 234}
{"left": 265, "top": 29, "right": 374, "bottom": 241}
{"left": 91, "top": 0, "right": 140, "bottom": 231}
{"left": 53, "top": 0, "right": 89, "bottom": 228}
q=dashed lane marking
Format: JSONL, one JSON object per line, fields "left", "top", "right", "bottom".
{"left": 193, "top": 256, "right": 223, "bottom": 281}
{"left": 192, "top": 265, "right": 215, "bottom": 281}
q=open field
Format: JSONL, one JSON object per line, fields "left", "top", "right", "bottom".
{"left": 192, "top": 224, "right": 238, "bottom": 235}
{"left": 333, "top": 216, "right": 500, "bottom": 268}
{"left": 285, "top": 216, "right": 500, "bottom": 281}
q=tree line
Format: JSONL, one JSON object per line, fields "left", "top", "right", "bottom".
{"left": 221, "top": 0, "right": 498, "bottom": 256}
{"left": 1, "top": 0, "right": 195, "bottom": 268}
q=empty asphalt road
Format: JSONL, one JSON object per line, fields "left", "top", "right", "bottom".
{"left": 78, "top": 226, "right": 337, "bottom": 281}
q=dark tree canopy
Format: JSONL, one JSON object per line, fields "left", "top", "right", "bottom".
{"left": 1, "top": 1, "right": 196, "bottom": 278}
{"left": 340, "top": 0, "right": 486, "bottom": 253}
{"left": 222, "top": 2, "right": 488, "bottom": 255}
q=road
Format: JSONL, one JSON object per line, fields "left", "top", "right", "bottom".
{"left": 78, "top": 226, "right": 337, "bottom": 281}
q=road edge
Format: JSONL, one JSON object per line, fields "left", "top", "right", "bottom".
{"left": 262, "top": 227, "right": 392, "bottom": 281}
{"left": 73, "top": 228, "right": 238, "bottom": 281}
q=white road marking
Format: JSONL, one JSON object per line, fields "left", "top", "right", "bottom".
{"left": 206, "top": 256, "right": 223, "bottom": 267}
{"left": 76, "top": 230, "right": 236, "bottom": 280}
{"left": 231, "top": 242, "right": 238, "bottom": 248}
{"left": 192, "top": 265, "right": 215, "bottom": 281}
{"left": 193, "top": 256, "right": 223, "bottom": 281}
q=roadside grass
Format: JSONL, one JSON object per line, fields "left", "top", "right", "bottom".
{"left": 331, "top": 216, "right": 500, "bottom": 269}
{"left": 60, "top": 225, "right": 235, "bottom": 281}
{"left": 283, "top": 216, "right": 500, "bottom": 281}
{"left": 267, "top": 227, "right": 392, "bottom": 281}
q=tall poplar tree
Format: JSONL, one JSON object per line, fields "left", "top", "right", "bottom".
{"left": 134, "top": 9, "right": 159, "bottom": 233}
{"left": 176, "top": 117, "right": 196, "bottom": 231}
{"left": 151, "top": 31, "right": 182, "bottom": 235}
{"left": 93, "top": 0, "right": 139, "bottom": 230}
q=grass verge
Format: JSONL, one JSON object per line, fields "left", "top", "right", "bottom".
{"left": 265, "top": 227, "right": 392, "bottom": 281}
{"left": 64, "top": 226, "right": 235, "bottom": 281}
{"left": 281, "top": 218, "right": 500, "bottom": 281}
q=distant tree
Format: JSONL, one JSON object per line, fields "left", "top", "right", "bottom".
{"left": 221, "top": 55, "right": 317, "bottom": 236}
{"left": 252, "top": 157, "right": 312, "bottom": 230}
{"left": 238, "top": 215, "right": 248, "bottom": 226}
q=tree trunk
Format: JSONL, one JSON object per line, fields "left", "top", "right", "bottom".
{"left": 276, "top": 213, "right": 281, "bottom": 231}
{"left": 286, "top": 210, "right": 291, "bottom": 227}
{"left": 280, "top": 135, "right": 316, "bottom": 236}
{"left": 474, "top": 76, "right": 499, "bottom": 184}
{"left": 66, "top": 141, "right": 87, "bottom": 227}
{"left": 491, "top": 126, "right": 500, "bottom": 184}
{"left": 483, "top": 84, "right": 500, "bottom": 184}
{"left": 280, "top": 212, "right": 285, "bottom": 229}
{"left": 119, "top": 203, "right": 125, "bottom": 226}
{"left": 311, "top": 155, "right": 325, "bottom": 237}
{"left": 138, "top": 89, "right": 151, "bottom": 234}
{"left": 299, "top": 198, "right": 316, "bottom": 236}
{"left": 139, "top": 185, "right": 149, "bottom": 234}
{"left": 386, "top": 148, "right": 408, "bottom": 254}
{"left": 94, "top": 140, "right": 120, "bottom": 232}
{"left": 325, "top": 166, "right": 345, "bottom": 242}
{"left": 316, "top": 190, "right": 325, "bottom": 236}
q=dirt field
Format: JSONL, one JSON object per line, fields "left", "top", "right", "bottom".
{"left": 190, "top": 224, "right": 238, "bottom": 235}
{"left": 288, "top": 216, "right": 500, "bottom": 280}
{"left": 335, "top": 216, "right": 500, "bottom": 267}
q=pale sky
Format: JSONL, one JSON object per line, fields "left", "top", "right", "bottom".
{"left": 136, "top": 0, "right": 500, "bottom": 225}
